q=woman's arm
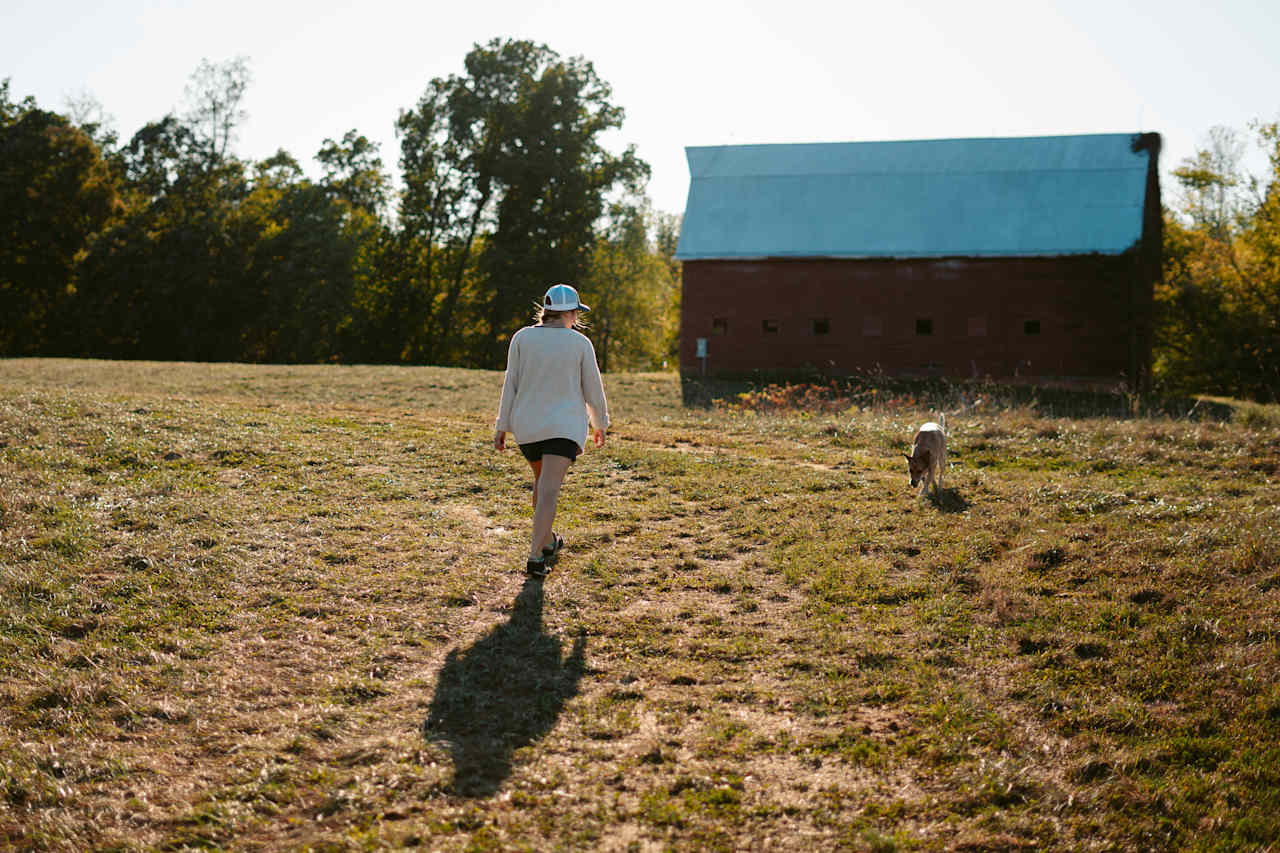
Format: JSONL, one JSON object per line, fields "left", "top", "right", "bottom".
{"left": 494, "top": 332, "right": 522, "bottom": 449}
{"left": 580, "top": 337, "right": 610, "bottom": 440}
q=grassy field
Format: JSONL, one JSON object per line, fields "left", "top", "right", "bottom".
{"left": 2, "top": 358, "right": 1278, "bottom": 852}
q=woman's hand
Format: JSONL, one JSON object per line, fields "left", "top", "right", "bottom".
{"left": 592, "top": 428, "right": 606, "bottom": 448}
{"left": 494, "top": 430, "right": 506, "bottom": 451}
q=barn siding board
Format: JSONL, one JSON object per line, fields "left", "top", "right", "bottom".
{"left": 679, "top": 256, "right": 1136, "bottom": 381}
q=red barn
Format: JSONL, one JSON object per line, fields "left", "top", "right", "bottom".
{"left": 675, "top": 133, "right": 1162, "bottom": 388}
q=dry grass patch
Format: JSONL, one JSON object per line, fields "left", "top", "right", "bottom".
{"left": 2, "top": 359, "right": 1279, "bottom": 851}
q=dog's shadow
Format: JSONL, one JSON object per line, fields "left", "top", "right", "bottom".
{"left": 928, "top": 488, "right": 970, "bottom": 513}
{"left": 422, "top": 576, "right": 586, "bottom": 797}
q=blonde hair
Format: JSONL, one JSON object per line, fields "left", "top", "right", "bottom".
{"left": 533, "top": 304, "right": 589, "bottom": 330}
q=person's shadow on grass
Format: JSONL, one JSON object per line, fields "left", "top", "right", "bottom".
{"left": 422, "top": 576, "right": 586, "bottom": 797}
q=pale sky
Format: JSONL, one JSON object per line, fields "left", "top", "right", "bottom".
{"left": 4, "top": 0, "right": 1278, "bottom": 216}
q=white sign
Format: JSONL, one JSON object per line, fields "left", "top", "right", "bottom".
{"left": 695, "top": 337, "right": 708, "bottom": 358}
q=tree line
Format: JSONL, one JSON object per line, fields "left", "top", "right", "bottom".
{"left": 1159, "top": 121, "right": 1280, "bottom": 402}
{"left": 0, "top": 40, "right": 680, "bottom": 371}
{"left": 3, "top": 42, "right": 1278, "bottom": 400}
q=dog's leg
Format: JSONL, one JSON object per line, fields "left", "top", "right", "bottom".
{"left": 938, "top": 415, "right": 948, "bottom": 494}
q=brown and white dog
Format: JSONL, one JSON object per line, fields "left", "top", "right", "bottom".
{"left": 904, "top": 413, "right": 947, "bottom": 499}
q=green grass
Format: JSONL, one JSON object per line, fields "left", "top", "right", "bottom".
{"left": 1, "top": 358, "right": 1278, "bottom": 850}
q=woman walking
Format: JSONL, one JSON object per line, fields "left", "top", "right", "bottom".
{"left": 494, "top": 284, "right": 609, "bottom": 578}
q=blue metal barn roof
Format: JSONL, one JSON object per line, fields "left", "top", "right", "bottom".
{"left": 674, "top": 133, "right": 1153, "bottom": 260}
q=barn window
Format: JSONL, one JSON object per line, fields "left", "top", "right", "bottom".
{"left": 712, "top": 317, "right": 728, "bottom": 336}
{"left": 916, "top": 318, "right": 933, "bottom": 336}
{"left": 812, "top": 318, "right": 831, "bottom": 335}
{"left": 1024, "top": 319, "right": 1041, "bottom": 335}
{"left": 967, "top": 316, "right": 987, "bottom": 336}
{"left": 762, "top": 319, "right": 779, "bottom": 334}
{"left": 863, "top": 316, "right": 883, "bottom": 336}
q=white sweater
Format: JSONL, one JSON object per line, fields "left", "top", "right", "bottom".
{"left": 494, "top": 326, "right": 610, "bottom": 449}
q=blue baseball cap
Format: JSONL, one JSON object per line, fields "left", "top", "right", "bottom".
{"left": 543, "top": 283, "right": 590, "bottom": 312}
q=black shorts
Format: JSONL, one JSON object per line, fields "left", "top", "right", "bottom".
{"left": 518, "top": 437, "right": 580, "bottom": 463}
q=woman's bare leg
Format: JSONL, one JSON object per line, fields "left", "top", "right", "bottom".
{"left": 528, "top": 459, "right": 542, "bottom": 510}
{"left": 529, "top": 454, "right": 571, "bottom": 560}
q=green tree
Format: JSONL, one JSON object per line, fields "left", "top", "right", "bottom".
{"left": 71, "top": 115, "right": 202, "bottom": 356}
{"left": 1155, "top": 121, "right": 1280, "bottom": 401}
{"left": 579, "top": 201, "right": 678, "bottom": 371}
{"left": 237, "top": 149, "right": 378, "bottom": 362}
{"left": 183, "top": 56, "right": 251, "bottom": 166}
{"left": 76, "top": 55, "right": 392, "bottom": 365}
{"left": 0, "top": 80, "right": 120, "bottom": 355}
{"left": 74, "top": 73, "right": 256, "bottom": 361}
{"left": 653, "top": 211, "right": 683, "bottom": 366}
{"left": 395, "top": 39, "right": 649, "bottom": 368}
{"left": 73, "top": 58, "right": 273, "bottom": 362}
{"left": 1235, "top": 120, "right": 1280, "bottom": 395}
{"left": 394, "top": 74, "right": 497, "bottom": 364}
{"left": 1172, "top": 125, "right": 1247, "bottom": 240}
{"left": 63, "top": 89, "right": 118, "bottom": 152}
{"left": 317, "top": 130, "right": 389, "bottom": 218}
{"left": 471, "top": 40, "right": 649, "bottom": 367}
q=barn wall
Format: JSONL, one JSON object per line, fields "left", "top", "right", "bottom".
{"left": 679, "top": 256, "right": 1144, "bottom": 382}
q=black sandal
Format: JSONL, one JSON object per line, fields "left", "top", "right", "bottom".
{"left": 526, "top": 557, "right": 548, "bottom": 578}
{"left": 542, "top": 533, "right": 565, "bottom": 559}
